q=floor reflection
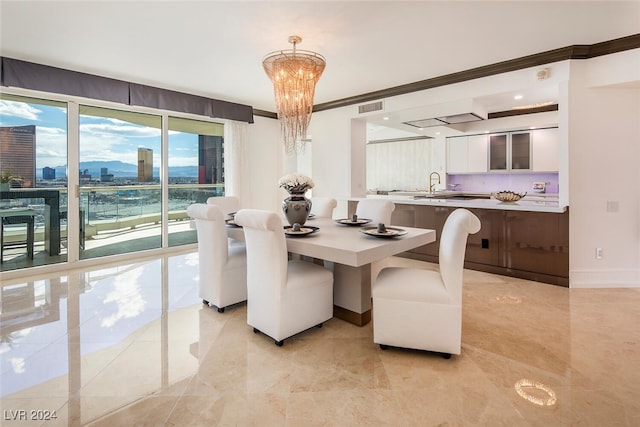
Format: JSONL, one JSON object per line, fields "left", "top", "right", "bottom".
{"left": 1, "top": 253, "right": 639, "bottom": 426}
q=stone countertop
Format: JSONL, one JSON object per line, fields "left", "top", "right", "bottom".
{"left": 351, "top": 192, "right": 567, "bottom": 213}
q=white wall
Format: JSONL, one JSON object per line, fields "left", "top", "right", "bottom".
{"left": 306, "top": 108, "right": 356, "bottom": 218}
{"left": 567, "top": 53, "right": 640, "bottom": 288}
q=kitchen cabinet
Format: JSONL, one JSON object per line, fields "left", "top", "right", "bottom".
{"left": 467, "top": 135, "right": 489, "bottom": 172}
{"left": 407, "top": 205, "right": 502, "bottom": 265}
{"left": 511, "top": 132, "right": 531, "bottom": 170}
{"left": 447, "top": 137, "right": 468, "bottom": 174}
{"left": 447, "top": 134, "right": 488, "bottom": 174}
{"left": 447, "top": 127, "right": 559, "bottom": 174}
{"left": 505, "top": 209, "right": 568, "bottom": 279}
{"left": 382, "top": 202, "right": 569, "bottom": 286}
{"left": 413, "top": 205, "right": 451, "bottom": 257}
{"left": 488, "top": 133, "right": 508, "bottom": 170}
{"left": 465, "top": 208, "right": 503, "bottom": 266}
{"left": 532, "top": 127, "right": 560, "bottom": 172}
{"left": 489, "top": 132, "right": 531, "bottom": 171}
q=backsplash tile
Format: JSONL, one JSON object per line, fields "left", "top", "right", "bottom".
{"left": 447, "top": 173, "right": 559, "bottom": 194}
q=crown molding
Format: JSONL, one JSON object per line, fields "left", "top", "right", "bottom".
{"left": 253, "top": 34, "right": 639, "bottom": 119}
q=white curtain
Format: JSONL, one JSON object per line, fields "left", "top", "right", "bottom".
{"left": 224, "top": 120, "right": 249, "bottom": 206}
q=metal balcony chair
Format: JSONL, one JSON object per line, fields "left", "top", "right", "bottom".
{"left": 0, "top": 208, "right": 36, "bottom": 263}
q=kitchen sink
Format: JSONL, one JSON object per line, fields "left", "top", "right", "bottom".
{"left": 413, "top": 193, "right": 491, "bottom": 201}
{"left": 438, "top": 195, "right": 486, "bottom": 200}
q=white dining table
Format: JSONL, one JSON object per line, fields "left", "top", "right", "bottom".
{"left": 227, "top": 216, "right": 436, "bottom": 326}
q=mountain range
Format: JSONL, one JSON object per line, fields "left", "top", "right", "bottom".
{"left": 40, "top": 161, "right": 198, "bottom": 178}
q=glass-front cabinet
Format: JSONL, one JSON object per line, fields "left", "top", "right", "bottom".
{"left": 510, "top": 132, "right": 531, "bottom": 170}
{"left": 489, "top": 131, "right": 531, "bottom": 172}
{"left": 489, "top": 133, "right": 508, "bottom": 170}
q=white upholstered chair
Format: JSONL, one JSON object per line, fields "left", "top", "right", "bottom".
{"left": 234, "top": 209, "right": 334, "bottom": 346}
{"left": 207, "top": 196, "right": 242, "bottom": 242}
{"left": 207, "top": 196, "right": 240, "bottom": 216}
{"left": 355, "top": 199, "right": 395, "bottom": 225}
{"left": 310, "top": 197, "right": 337, "bottom": 218}
{"left": 372, "top": 208, "right": 481, "bottom": 358}
{"left": 187, "top": 203, "right": 247, "bottom": 313}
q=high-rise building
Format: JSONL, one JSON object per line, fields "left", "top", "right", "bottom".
{"left": 42, "top": 166, "right": 56, "bottom": 180}
{"left": 137, "top": 148, "right": 153, "bottom": 182}
{"left": 198, "top": 135, "right": 224, "bottom": 185}
{"left": 79, "top": 168, "right": 91, "bottom": 183}
{"left": 100, "top": 167, "right": 113, "bottom": 182}
{"left": 0, "top": 125, "right": 36, "bottom": 188}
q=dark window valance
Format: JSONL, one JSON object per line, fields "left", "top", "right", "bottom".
{"left": 130, "top": 83, "right": 213, "bottom": 116}
{"left": 1, "top": 57, "right": 130, "bottom": 104}
{"left": 1, "top": 57, "right": 254, "bottom": 123}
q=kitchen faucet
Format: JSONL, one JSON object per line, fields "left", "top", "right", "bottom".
{"left": 429, "top": 172, "right": 441, "bottom": 194}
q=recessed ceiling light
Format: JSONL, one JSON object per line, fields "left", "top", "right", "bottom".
{"left": 383, "top": 116, "right": 389, "bottom": 120}
{"left": 514, "top": 94, "right": 523, "bottom": 100}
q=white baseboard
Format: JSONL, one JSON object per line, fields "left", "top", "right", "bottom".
{"left": 570, "top": 268, "right": 640, "bottom": 288}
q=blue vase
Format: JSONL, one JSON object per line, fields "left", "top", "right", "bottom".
{"left": 282, "top": 191, "right": 311, "bottom": 226}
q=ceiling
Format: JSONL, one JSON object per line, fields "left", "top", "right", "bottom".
{"left": 1, "top": 1, "right": 638, "bottom": 120}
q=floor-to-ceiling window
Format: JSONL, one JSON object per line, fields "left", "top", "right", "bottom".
{"left": 167, "top": 117, "right": 225, "bottom": 247}
{"left": 78, "top": 106, "right": 163, "bottom": 259}
{"left": 1, "top": 91, "right": 227, "bottom": 274}
{"left": 0, "top": 94, "right": 68, "bottom": 271}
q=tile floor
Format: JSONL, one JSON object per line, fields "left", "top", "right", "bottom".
{"left": 1, "top": 250, "right": 639, "bottom": 426}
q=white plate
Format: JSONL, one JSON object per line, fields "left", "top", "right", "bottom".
{"left": 225, "top": 218, "right": 241, "bottom": 228}
{"left": 360, "top": 226, "right": 408, "bottom": 238}
{"left": 335, "top": 218, "right": 372, "bottom": 226}
{"left": 284, "top": 225, "right": 319, "bottom": 236}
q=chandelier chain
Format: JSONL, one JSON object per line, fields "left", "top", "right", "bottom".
{"left": 263, "top": 36, "right": 326, "bottom": 154}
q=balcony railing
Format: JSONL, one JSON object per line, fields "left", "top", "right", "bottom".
{"left": 1, "top": 184, "right": 223, "bottom": 269}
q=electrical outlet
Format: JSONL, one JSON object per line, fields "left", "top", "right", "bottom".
{"left": 596, "top": 247, "right": 603, "bottom": 259}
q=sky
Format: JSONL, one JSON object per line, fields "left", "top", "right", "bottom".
{"left": 0, "top": 99, "right": 199, "bottom": 171}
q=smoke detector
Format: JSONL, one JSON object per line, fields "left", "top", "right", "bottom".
{"left": 537, "top": 68, "right": 550, "bottom": 80}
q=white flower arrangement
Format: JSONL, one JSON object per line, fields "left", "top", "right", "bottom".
{"left": 278, "top": 173, "right": 314, "bottom": 193}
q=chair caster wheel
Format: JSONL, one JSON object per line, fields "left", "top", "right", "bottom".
{"left": 253, "top": 328, "right": 259, "bottom": 334}
{"left": 379, "top": 344, "right": 389, "bottom": 350}
{"left": 275, "top": 340, "right": 284, "bottom": 347}
{"left": 202, "top": 299, "right": 209, "bottom": 306}
{"left": 442, "top": 353, "right": 452, "bottom": 359}
{"left": 217, "top": 307, "right": 225, "bottom": 313}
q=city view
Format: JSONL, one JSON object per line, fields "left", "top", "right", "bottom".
{"left": 0, "top": 96, "right": 225, "bottom": 269}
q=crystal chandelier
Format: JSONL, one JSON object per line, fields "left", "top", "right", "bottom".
{"left": 263, "top": 35, "right": 326, "bottom": 154}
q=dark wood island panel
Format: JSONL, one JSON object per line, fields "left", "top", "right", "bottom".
{"left": 350, "top": 201, "right": 569, "bottom": 286}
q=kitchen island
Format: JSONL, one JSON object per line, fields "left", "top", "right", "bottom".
{"left": 348, "top": 193, "right": 569, "bottom": 286}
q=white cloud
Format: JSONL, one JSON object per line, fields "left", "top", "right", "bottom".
{"left": 167, "top": 155, "right": 199, "bottom": 167}
{"left": 0, "top": 100, "right": 42, "bottom": 120}
{"left": 35, "top": 126, "right": 68, "bottom": 168}
{"left": 78, "top": 118, "right": 162, "bottom": 164}
{"left": 80, "top": 122, "right": 162, "bottom": 138}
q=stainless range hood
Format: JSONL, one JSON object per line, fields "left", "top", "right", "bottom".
{"left": 394, "top": 99, "right": 487, "bottom": 130}
{"left": 403, "top": 112, "right": 484, "bottom": 128}
{"left": 363, "top": 98, "right": 488, "bottom": 137}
